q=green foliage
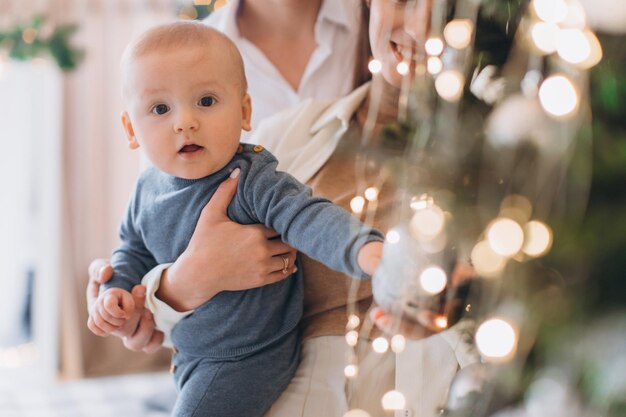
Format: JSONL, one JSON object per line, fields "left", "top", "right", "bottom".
{"left": 0, "top": 15, "right": 83, "bottom": 71}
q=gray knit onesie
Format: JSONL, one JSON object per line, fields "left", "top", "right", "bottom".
{"left": 104, "top": 144, "right": 384, "bottom": 417}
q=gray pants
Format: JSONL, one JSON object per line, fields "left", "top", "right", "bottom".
{"left": 171, "top": 330, "right": 300, "bottom": 417}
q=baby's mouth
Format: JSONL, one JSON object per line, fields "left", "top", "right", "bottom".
{"left": 179, "top": 144, "right": 204, "bottom": 153}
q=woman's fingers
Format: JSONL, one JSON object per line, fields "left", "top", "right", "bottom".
{"left": 271, "top": 252, "right": 298, "bottom": 275}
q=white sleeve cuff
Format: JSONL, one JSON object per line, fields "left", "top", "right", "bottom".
{"left": 141, "top": 263, "right": 194, "bottom": 348}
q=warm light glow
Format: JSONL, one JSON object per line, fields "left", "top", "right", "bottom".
{"left": 213, "top": 0, "right": 228, "bottom": 10}
{"left": 419, "top": 266, "right": 447, "bottom": 295}
{"left": 533, "top": 0, "right": 568, "bottom": 23}
{"left": 435, "top": 315, "right": 448, "bottom": 329}
{"left": 178, "top": 5, "right": 198, "bottom": 19}
{"left": 396, "top": 61, "right": 410, "bottom": 75}
{"left": 381, "top": 390, "right": 406, "bottom": 411}
{"left": 386, "top": 230, "right": 400, "bottom": 244}
{"left": 538, "top": 75, "right": 579, "bottom": 117}
{"left": 475, "top": 318, "right": 518, "bottom": 361}
{"left": 471, "top": 240, "right": 507, "bottom": 277}
{"left": 344, "top": 364, "right": 358, "bottom": 378}
{"left": 193, "top": 0, "right": 211, "bottom": 4}
{"left": 531, "top": 22, "right": 559, "bottom": 54}
{"left": 557, "top": 28, "right": 591, "bottom": 64}
{"left": 350, "top": 196, "right": 366, "bottom": 214}
{"left": 425, "top": 37, "right": 444, "bottom": 55}
{"left": 579, "top": 30, "right": 603, "bottom": 69}
{"left": 22, "top": 28, "right": 38, "bottom": 44}
{"left": 343, "top": 409, "right": 372, "bottom": 417}
{"left": 372, "top": 337, "right": 390, "bottom": 353}
{"left": 348, "top": 314, "right": 361, "bottom": 329}
{"left": 427, "top": 56, "right": 443, "bottom": 74}
{"left": 410, "top": 205, "right": 445, "bottom": 239}
{"left": 368, "top": 59, "right": 383, "bottom": 74}
{"left": 500, "top": 194, "right": 533, "bottom": 223}
{"left": 444, "top": 19, "right": 474, "bottom": 49}
{"left": 364, "top": 187, "right": 379, "bottom": 202}
{"left": 562, "top": 1, "right": 587, "bottom": 29}
{"left": 487, "top": 218, "right": 525, "bottom": 257}
{"left": 435, "top": 70, "right": 465, "bottom": 102}
{"left": 523, "top": 221, "right": 553, "bottom": 257}
{"left": 391, "top": 334, "right": 406, "bottom": 353}
{"left": 346, "top": 330, "right": 359, "bottom": 346}
{"left": 410, "top": 194, "right": 433, "bottom": 210}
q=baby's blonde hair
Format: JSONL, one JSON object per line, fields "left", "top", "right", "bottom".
{"left": 121, "top": 21, "right": 247, "bottom": 95}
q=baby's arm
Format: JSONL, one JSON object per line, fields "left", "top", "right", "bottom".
{"left": 89, "top": 287, "right": 135, "bottom": 336}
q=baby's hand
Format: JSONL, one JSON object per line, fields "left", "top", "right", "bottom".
{"left": 88, "top": 288, "right": 136, "bottom": 337}
{"left": 357, "top": 241, "right": 384, "bottom": 276}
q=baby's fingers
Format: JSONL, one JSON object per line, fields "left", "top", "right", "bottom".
{"left": 103, "top": 293, "right": 129, "bottom": 321}
{"left": 91, "top": 309, "right": 123, "bottom": 335}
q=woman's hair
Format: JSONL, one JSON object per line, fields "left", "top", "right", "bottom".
{"left": 353, "top": 0, "right": 373, "bottom": 89}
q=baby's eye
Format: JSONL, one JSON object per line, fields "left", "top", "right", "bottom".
{"left": 199, "top": 96, "right": 215, "bottom": 107}
{"left": 151, "top": 104, "right": 169, "bottom": 115}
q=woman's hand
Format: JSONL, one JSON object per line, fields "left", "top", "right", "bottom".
{"left": 156, "top": 168, "right": 298, "bottom": 311}
{"left": 86, "top": 259, "right": 164, "bottom": 353}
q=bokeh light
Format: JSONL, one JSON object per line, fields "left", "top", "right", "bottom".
{"left": 538, "top": 75, "right": 579, "bottom": 117}
{"left": 522, "top": 221, "right": 553, "bottom": 257}
{"left": 435, "top": 70, "right": 465, "bottom": 102}
{"left": 444, "top": 19, "right": 474, "bottom": 49}
{"left": 486, "top": 218, "right": 525, "bottom": 257}
{"left": 419, "top": 266, "right": 448, "bottom": 295}
{"left": 381, "top": 390, "right": 406, "bottom": 411}
{"left": 475, "top": 318, "right": 518, "bottom": 361}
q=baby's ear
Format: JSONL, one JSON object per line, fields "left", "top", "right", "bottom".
{"left": 241, "top": 93, "right": 252, "bottom": 132}
{"left": 121, "top": 111, "right": 140, "bottom": 149}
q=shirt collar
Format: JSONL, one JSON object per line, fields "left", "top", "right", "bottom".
{"left": 310, "top": 83, "right": 370, "bottom": 135}
{"left": 317, "top": 0, "right": 353, "bottom": 30}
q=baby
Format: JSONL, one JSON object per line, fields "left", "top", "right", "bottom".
{"left": 88, "top": 21, "right": 383, "bottom": 417}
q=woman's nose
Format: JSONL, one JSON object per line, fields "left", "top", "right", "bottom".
{"left": 403, "top": 0, "right": 431, "bottom": 43}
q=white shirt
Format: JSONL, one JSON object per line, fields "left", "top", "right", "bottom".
{"left": 204, "top": 0, "right": 362, "bottom": 138}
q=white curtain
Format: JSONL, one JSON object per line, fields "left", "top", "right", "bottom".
{"left": 3, "top": 0, "right": 183, "bottom": 378}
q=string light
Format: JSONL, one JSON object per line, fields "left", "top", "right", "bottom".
{"left": 538, "top": 75, "right": 579, "bottom": 118}
{"left": 470, "top": 240, "right": 507, "bottom": 277}
{"left": 368, "top": 59, "right": 383, "bottom": 74}
{"left": 435, "top": 70, "right": 465, "bottom": 102}
{"left": 350, "top": 196, "right": 366, "bottom": 214}
{"left": 425, "top": 38, "right": 444, "bottom": 56}
{"left": 531, "top": 22, "right": 559, "bottom": 54}
{"left": 475, "top": 318, "right": 518, "bottom": 361}
{"left": 372, "top": 337, "right": 390, "bottom": 353}
{"left": 347, "top": 314, "right": 361, "bottom": 329}
{"left": 427, "top": 56, "right": 443, "bottom": 74}
{"left": 344, "top": 364, "right": 359, "bottom": 378}
{"left": 396, "top": 61, "right": 410, "bottom": 75}
{"left": 522, "top": 221, "right": 553, "bottom": 257}
{"left": 381, "top": 390, "right": 406, "bottom": 411}
{"left": 410, "top": 204, "right": 445, "bottom": 239}
{"left": 556, "top": 28, "right": 591, "bottom": 64}
{"left": 346, "top": 330, "right": 359, "bottom": 346}
{"left": 364, "top": 187, "right": 379, "bottom": 202}
{"left": 391, "top": 334, "right": 406, "bottom": 353}
{"left": 419, "top": 266, "right": 447, "bottom": 295}
{"left": 486, "top": 218, "right": 525, "bottom": 257}
{"left": 444, "top": 19, "right": 474, "bottom": 49}
{"left": 533, "top": 0, "right": 568, "bottom": 24}
{"left": 386, "top": 230, "right": 401, "bottom": 244}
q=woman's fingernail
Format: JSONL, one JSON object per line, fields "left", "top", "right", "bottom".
{"left": 98, "top": 265, "right": 107, "bottom": 278}
{"left": 230, "top": 168, "right": 241, "bottom": 179}
{"left": 292, "top": 267, "right": 298, "bottom": 273}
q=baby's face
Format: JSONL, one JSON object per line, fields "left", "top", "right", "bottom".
{"left": 122, "top": 44, "right": 250, "bottom": 179}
